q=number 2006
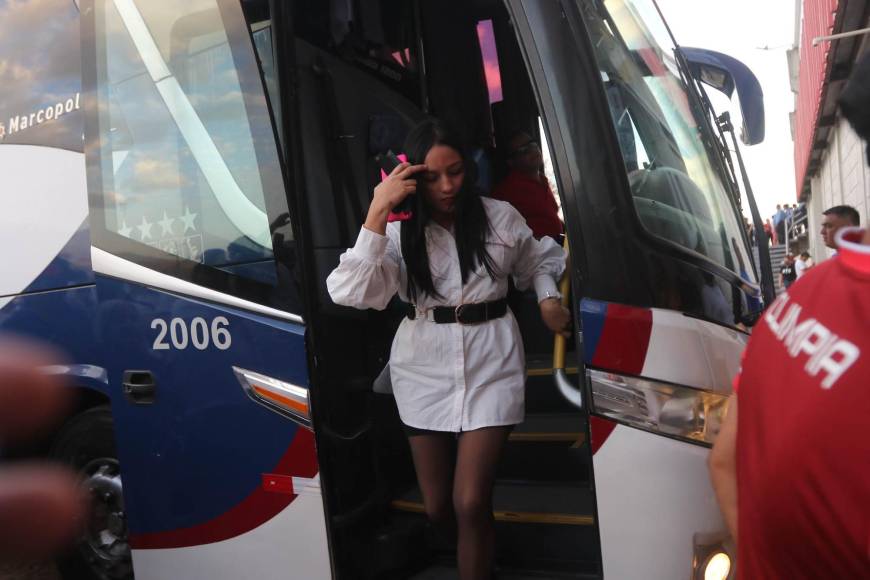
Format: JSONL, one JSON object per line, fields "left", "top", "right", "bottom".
{"left": 151, "top": 317, "right": 232, "bottom": 351}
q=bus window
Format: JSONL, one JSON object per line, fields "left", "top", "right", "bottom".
{"left": 585, "top": 0, "right": 756, "bottom": 287}
{"left": 88, "top": 0, "right": 288, "bottom": 281}
{"left": 248, "top": 18, "right": 281, "bottom": 149}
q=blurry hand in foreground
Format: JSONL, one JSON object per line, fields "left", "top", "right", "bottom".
{"left": 0, "top": 337, "right": 87, "bottom": 561}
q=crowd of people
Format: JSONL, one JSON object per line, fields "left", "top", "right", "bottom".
{"left": 771, "top": 202, "right": 806, "bottom": 242}
{"left": 773, "top": 203, "right": 862, "bottom": 291}
{"left": 744, "top": 202, "right": 807, "bottom": 247}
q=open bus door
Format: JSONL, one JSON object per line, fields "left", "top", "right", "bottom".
{"left": 78, "top": 1, "right": 331, "bottom": 578}
{"left": 506, "top": 1, "right": 761, "bottom": 578}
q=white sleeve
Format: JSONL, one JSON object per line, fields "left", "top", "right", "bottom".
{"left": 326, "top": 226, "right": 402, "bottom": 311}
{"left": 508, "top": 211, "right": 567, "bottom": 302}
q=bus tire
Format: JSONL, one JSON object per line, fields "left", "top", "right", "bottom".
{"left": 50, "top": 405, "right": 134, "bottom": 580}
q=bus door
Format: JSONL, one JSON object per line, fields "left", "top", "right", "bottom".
{"left": 507, "top": 1, "right": 758, "bottom": 578}
{"left": 80, "top": 1, "right": 330, "bottom": 579}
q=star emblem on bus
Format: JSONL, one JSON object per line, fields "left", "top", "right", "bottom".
{"left": 137, "top": 216, "right": 153, "bottom": 241}
{"left": 180, "top": 207, "right": 198, "bottom": 233}
{"left": 158, "top": 211, "right": 175, "bottom": 236}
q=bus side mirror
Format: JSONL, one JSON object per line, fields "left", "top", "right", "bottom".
{"left": 681, "top": 47, "right": 766, "bottom": 146}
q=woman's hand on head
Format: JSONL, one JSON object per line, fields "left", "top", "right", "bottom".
{"left": 364, "top": 162, "right": 427, "bottom": 235}
{"left": 373, "top": 162, "right": 427, "bottom": 214}
{"left": 539, "top": 298, "right": 572, "bottom": 338}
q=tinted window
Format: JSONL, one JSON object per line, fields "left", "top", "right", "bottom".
{"left": 89, "top": 0, "right": 290, "bottom": 275}
{"left": 583, "top": 0, "right": 756, "bottom": 286}
{"left": 0, "top": 0, "right": 82, "bottom": 151}
{"left": 293, "top": 0, "right": 421, "bottom": 104}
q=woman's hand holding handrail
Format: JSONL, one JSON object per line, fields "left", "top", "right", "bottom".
{"left": 363, "top": 162, "right": 427, "bottom": 235}
{"left": 540, "top": 297, "right": 572, "bottom": 338}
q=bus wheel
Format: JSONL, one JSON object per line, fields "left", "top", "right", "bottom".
{"left": 51, "top": 405, "right": 134, "bottom": 580}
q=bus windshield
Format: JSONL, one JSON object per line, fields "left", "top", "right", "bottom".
{"left": 583, "top": 0, "right": 757, "bottom": 286}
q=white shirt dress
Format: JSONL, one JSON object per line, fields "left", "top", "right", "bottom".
{"left": 327, "top": 197, "right": 566, "bottom": 432}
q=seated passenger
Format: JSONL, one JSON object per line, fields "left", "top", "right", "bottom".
{"left": 491, "top": 131, "right": 563, "bottom": 241}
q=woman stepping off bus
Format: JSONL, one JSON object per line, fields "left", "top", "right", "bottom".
{"left": 327, "top": 119, "right": 570, "bottom": 579}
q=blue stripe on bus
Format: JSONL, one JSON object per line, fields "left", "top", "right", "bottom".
{"left": 22, "top": 219, "right": 94, "bottom": 294}
{"left": 93, "top": 275, "right": 309, "bottom": 535}
{"left": 0, "top": 285, "right": 108, "bottom": 395}
{"left": 580, "top": 298, "right": 607, "bottom": 364}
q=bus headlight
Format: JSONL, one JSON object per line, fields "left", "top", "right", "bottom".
{"left": 703, "top": 551, "right": 731, "bottom": 580}
{"left": 587, "top": 368, "right": 729, "bottom": 446}
{"left": 693, "top": 533, "right": 735, "bottom": 580}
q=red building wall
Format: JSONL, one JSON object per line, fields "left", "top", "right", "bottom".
{"left": 794, "top": 0, "right": 839, "bottom": 198}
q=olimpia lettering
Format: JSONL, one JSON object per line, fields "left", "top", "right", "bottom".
{"left": 764, "top": 292, "right": 860, "bottom": 389}
{"left": 0, "top": 92, "right": 80, "bottom": 140}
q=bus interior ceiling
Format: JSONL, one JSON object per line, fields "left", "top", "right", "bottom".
{"left": 291, "top": 1, "right": 598, "bottom": 578}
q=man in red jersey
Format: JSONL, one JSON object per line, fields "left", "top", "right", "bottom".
{"left": 491, "top": 131, "right": 563, "bottom": 241}
{"left": 709, "top": 53, "right": 870, "bottom": 578}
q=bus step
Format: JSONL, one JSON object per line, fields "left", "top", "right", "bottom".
{"left": 494, "top": 520, "right": 601, "bottom": 576}
{"left": 508, "top": 431, "right": 585, "bottom": 443}
{"left": 499, "top": 442, "right": 589, "bottom": 484}
{"left": 391, "top": 482, "right": 594, "bottom": 526}
{"left": 391, "top": 482, "right": 600, "bottom": 578}
{"left": 408, "top": 562, "right": 601, "bottom": 579}
{"left": 511, "top": 412, "right": 586, "bottom": 443}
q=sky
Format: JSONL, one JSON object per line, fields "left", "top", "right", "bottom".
{"left": 656, "top": 0, "right": 799, "bottom": 219}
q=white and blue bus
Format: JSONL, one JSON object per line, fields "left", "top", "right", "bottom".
{"left": 0, "top": 0, "right": 774, "bottom": 578}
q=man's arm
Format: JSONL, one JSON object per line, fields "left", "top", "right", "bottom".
{"left": 709, "top": 396, "right": 738, "bottom": 543}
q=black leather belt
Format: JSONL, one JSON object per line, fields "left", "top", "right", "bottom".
{"left": 407, "top": 297, "right": 509, "bottom": 325}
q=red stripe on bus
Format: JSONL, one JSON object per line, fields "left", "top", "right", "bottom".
{"left": 590, "top": 303, "right": 652, "bottom": 375}
{"left": 129, "top": 429, "right": 317, "bottom": 549}
{"left": 590, "top": 416, "right": 618, "bottom": 455}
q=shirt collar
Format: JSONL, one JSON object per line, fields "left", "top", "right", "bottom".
{"left": 835, "top": 227, "right": 870, "bottom": 276}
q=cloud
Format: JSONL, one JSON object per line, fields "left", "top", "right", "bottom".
{"left": 132, "top": 158, "right": 186, "bottom": 189}
{"left": 0, "top": 0, "right": 82, "bottom": 144}
{"left": 0, "top": 59, "right": 33, "bottom": 83}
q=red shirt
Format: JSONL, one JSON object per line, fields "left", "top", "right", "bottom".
{"left": 491, "top": 170, "right": 562, "bottom": 239}
{"left": 735, "top": 228, "right": 870, "bottom": 579}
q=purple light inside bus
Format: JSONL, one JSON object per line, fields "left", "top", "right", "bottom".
{"left": 476, "top": 20, "right": 503, "bottom": 104}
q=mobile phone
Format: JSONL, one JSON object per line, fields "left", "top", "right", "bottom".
{"left": 376, "top": 150, "right": 403, "bottom": 175}
{"left": 376, "top": 150, "right": 415, "bottom": 221}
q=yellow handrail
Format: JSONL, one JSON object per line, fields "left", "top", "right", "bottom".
{"left": 552, "top": 237, "right": 583, "bottom": 408}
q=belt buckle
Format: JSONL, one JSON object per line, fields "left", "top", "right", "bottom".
{"left": 454, "top": 303, "right": 479, "bottom": 325}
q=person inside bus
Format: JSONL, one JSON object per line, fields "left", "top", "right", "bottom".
{"left": 327, "top": 119, "right": 570, "bottom": 579}
{"left": 490, "top": 130, "right": 563, "bottom": 242}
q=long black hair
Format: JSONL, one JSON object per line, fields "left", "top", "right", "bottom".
{"left": 400, "top": 119, "right": 496, "bottom": 301}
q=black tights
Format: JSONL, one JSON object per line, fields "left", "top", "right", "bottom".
{"left": 407, "top": 426, "right": 511, "bottom": 580}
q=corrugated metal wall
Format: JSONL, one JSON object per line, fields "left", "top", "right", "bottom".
{"left": 794, "top": 0, "right": 839, "bottom": 198}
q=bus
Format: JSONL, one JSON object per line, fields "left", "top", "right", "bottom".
{"left": 0, "top": 0, "right": 774, "bottom": 578}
